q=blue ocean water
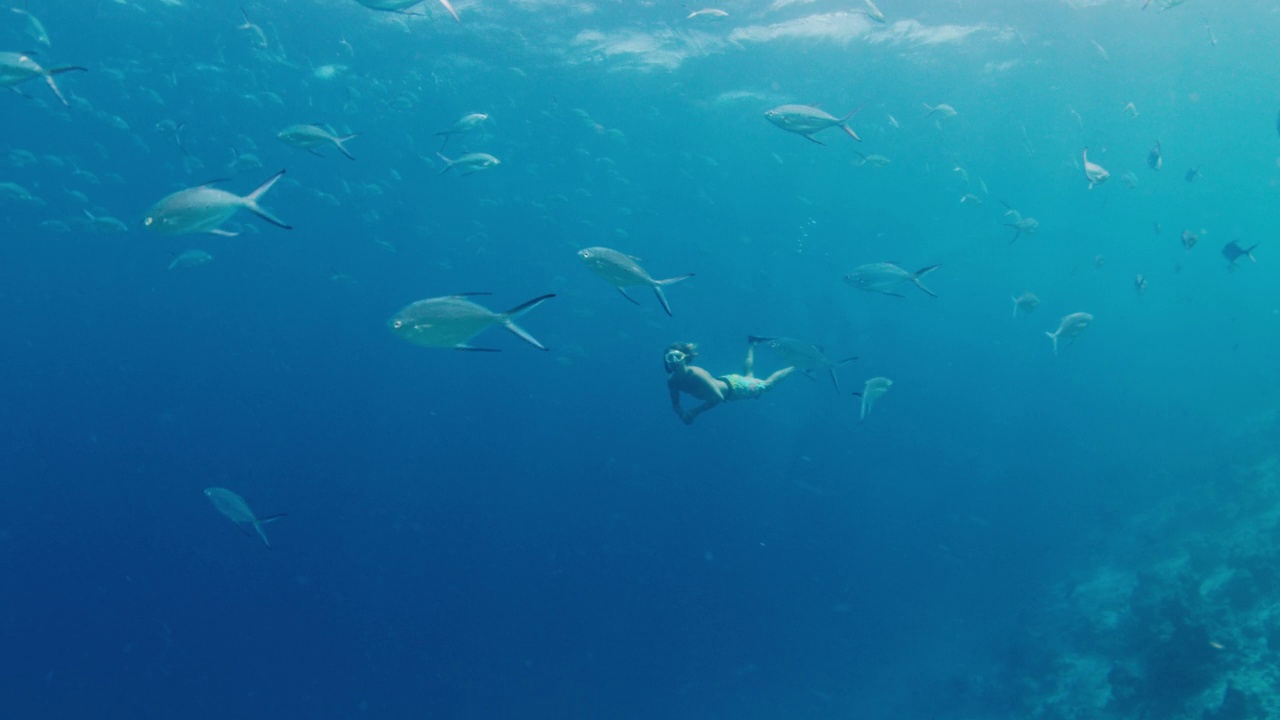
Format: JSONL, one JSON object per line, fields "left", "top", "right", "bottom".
{"left": 3, "top": 0, "right": 1279, "bottom": 717}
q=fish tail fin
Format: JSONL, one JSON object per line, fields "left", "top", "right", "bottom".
{"left": 243, "top": 170, "right": 291, "bottom": 229}
{"left": 835, "top": 356, "right": 859, "bottom": 367}
{"left": 1012, "top": 297, "right": 1019, "bottom": 319}
{"left": 839, "top": 102, "right": 866, "bottom": 141}
{"left": 42, "top": 72, "right": 72, "bottom": 106}
{"left": 251, "top": 513, "right": 286, "bottom": 549}
{"left": 1046, "top": 331, "right": 1058, "bottom": 355}
{"left": 1246, "top": 243, "right": 1259, "bottom": 262}
{"left": 827, "top": 368, "right": 841, "bottom": 390}
{"left": 913, "top": 264, "right": 940, "bottom": 297}
{"left": 501, "top": 294, "right": 555, "bottom": 350}
{"left": 652, "top": 273, "right": 693, "bottom": 316}
{"left": 439, "top": 0, "right": 461, "bottom": 22}
{"left": 335, "top": 134, "right": 358, "bottom": 160}
{"left": 437, "top": 152, "right": 454, "bottom": 173}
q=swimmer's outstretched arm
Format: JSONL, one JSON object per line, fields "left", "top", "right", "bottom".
{"left": 683, "top": 398, "right": 721, "bottom": 424}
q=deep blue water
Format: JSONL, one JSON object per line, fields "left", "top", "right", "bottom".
{"left": 3, "top": 0, "right": 1279, "bottom": 718}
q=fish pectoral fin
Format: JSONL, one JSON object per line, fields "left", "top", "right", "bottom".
{"left": 616, "top": 287, "right": 640, "bottom": 305}
{"left": 256, "top": 513, "right": 287, "bottom": 524}
{"left": 209, "top": 228, "right": 240, "bottom": 237}
{"left": 803, "top": 134, "right": 826, "bottom": 146}
{"left": 455, "top": 345, "right": 501, "bottom": 352}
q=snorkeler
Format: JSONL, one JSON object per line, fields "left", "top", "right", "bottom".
{"left": 665, "top": 338, "right": 795, "bottom": 425}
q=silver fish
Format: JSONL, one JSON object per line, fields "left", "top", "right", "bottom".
{"left": 388, "top": 292, "right": 555, "bottom": 351}
{"left": 11, "top": 7, "right": 50, "bottom": 47}
{"left": 764, "top": 104, "right": 862, "bottom": 144}
{"left": 168, "top": 249, "right": 213, "bottom": 270}
{"left": 923, "top": 102, "right": 958, "bottom": 119}
{"left": 354, "top": 0, "right": 458, "bottom": 21}
{"left": 204, "top": 487, "right": 286, "bottom": 549}
{"left": 278, "top": 124, "right": 358, "bottom": 160}
{"left": 844, "top": 262, "right": 939, "bottom": 298}
{"left": 577, "top": 246, "right": 693, "bottom": 316}
{"left": 1011, "top": 292, "right": 1040, "bottom": 319}
{"left": 1045, "top": 312, "right": 1093, "bottom": 355}
{"left": 83, "top": 210, "right": 128, "bottom": 233}
{"left": 435, "top": 112, "right": 488, "bottom": 150}
{"left": 686, "top": 8, "right": 729, "bottom": 19}
{"left": 143, "top": 170, "right": 291, "bottom": 237}
{"left": 855, "top": 377, "right": 892, "bottom": 421}
{"left": 1082, "top": 147, "right": 1109, "bottom": 189}
{"left": 1147, "top": 140, "right": 1162, "bottom": 170}
{"left": 749, "top": 336, "right": 856, "bottom": 389}
{"left": 0, "top": 52, "right": 85, "bottom": 106}
{"left": 438, "top": 152, "right": 500, "bottom": 175}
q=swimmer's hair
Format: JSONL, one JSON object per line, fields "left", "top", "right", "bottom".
{"left": 663, "top": 341, "right": 698, "bottom": 373}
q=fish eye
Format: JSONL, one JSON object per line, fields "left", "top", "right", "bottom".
{"left": 392, "top": 320, "right": 403, "bottom": 329}
{"left": 144, "top": 217, "right": 153, "bottom": 226}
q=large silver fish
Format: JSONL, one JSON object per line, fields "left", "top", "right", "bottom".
{"left": 435, "top": 112, "right": 489, "bottom": 149}
{"left": 143, "top": 170, "right": 291, "bottom": 236}
{"left": 204, "top": 487, "right": 286, "bottom": 549}
{"left": 577, "top": 247, "right": 693, "bottom": 316}
{"left": 749, "top": 336, "right": 856, "bottom": 389}
{"left": 438, "top": 152, "right": 500, "bottom": 175}
{"left": 764, "top": 104, "right": 862, "bottom": 144}
{"left": 844, "top": 262, "right": 939, "bottom": 298}
{"left": 0, "top": 52, "right": 84, "bottom": 106}
{"left": 1045, "top": 312, "right": 1093, "bottom": 355}
{"left": 277, "top": 124, "right": 358, "bottom": 160}
{"left": 855, "top": 377, "right": 892, "bottom": 421}
{"left": 389, "top": 292, "right": 555, "bottom": 351}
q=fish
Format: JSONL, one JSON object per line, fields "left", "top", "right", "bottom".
{"left": 143, "top": 169, "right": 291, "bottom": 237}
{"left": 1222, "top": 241, "right": 1258, "bottom": 266}
{"left": 388, "top": 292, "right": 555, "bottom": 351}
{"left": 0, "top": 52, "right": 86, "bottom": 107}
{"left": 83, "top": 210, "right": 128, "bottom": 233}
{"left": 844, "top": 262, "right": 939, "bottom": 298}
{"left": 277, "top": 124, "right": 358, "bottom": 160}
{"left": 437, "top": 152, "right": 500, "bottom": 175}
{"left": 1082, "top": 147, "right": 1109, "bottom": 189}
{"left": 237, "top": 7, "right": 268, "bottom": 49}
{"left": 435, "top": 112, "right": 489, "bottom": 150}
{"left": 861, "top": 0, "right": 886, "bottom": 23}
{"left": 204, "top": 487, "right": 286, "bottom": 549}
{"left": 749, "top": 336, "right": 857, "bottom": 389}
{"left": 1001, "top": 204, "right": 1039, "bottom": 243}
{"left": 1181, "top": 230, "right": 1198, "bottom": 250}
{"left": 1147, "top": 140, "right": 1162, "bottom": 170}
{"left": 923, "top": 102, "right": 958, "bottom": 119}
{"left": 764, "top": 104, "right": 863, "bottom": 144}
{"left": 1123, "top": 102, "right": 1138, "bottom": 118}
{"left": 851, "top": 151, "right": 890, "bottom": 168}
{"left": 1045, "top": 312, "right": 1093, "bottom": 355}
{"left": 168, "top": 249, "right": 213, "bottom": 270}
{"left": 11, "top": 6, "right": 51, "bottom": 47}
{"left": 1121, "top": 171, "right": 1138, "bottom": 189}
{"left": 1012, "top": 292, "right": 1040, "bottom": 319}
{"left": 854, "top": 377, "right": 892, "bottom": 421}
{"left": 577, "top": 247, "right": 693, "bottom": 316}
{"left": 685, "top": 8, "right": 729, "bottom": 20}
{"left": 1090, "top": 40, "right": 1109, "bottom": 61}
{"left": 1185, "top": 166, "right": 1202, "bottom": 182}
{"left": 1134, "top": 274, "right": 1147, "bottom": 295}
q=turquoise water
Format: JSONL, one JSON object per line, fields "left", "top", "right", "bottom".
{"left": 2, "top": 0, "right": 1279, "bottom": 717}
